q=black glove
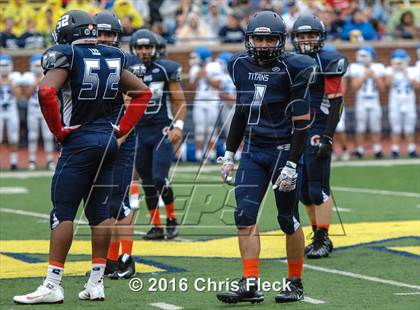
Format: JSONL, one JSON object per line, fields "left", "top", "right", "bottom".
{"left": 315, "top": 135, "right": 333, "bottom": 161}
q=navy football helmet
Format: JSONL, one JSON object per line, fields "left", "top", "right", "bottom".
{"left": 94, "top": 11, "right": 122, "bottom": 47}
{"left": 52, "top": 10, "right": 97, "bottom": 45}
{"left": 129, "top": 29, "right": 158, "bottom": 62}
{"left": 245, "top": 11, "right": 287, "bottom": 61}
{"left": 291, "top": 14, "right": 326, "bottom": 54}
{"left": 155, "top": 33, "right": 167, "bottom": 59}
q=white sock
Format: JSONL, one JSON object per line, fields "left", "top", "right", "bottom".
{"left": 373, "top": 144, "right": 382, "bottom": 154}
{"left": 208, "top": 149, "right": 216, "bottom": 160}
{"left": 357, "top": 146, "right": 364, "bottom": 154}
{"left": 195, "top": 149, "right": 203, "bottom": 161}
{"left": 44, "top": 139, "right": 54, "bottom": 162}
{"left": 391, "top": 144, "right": 400, "bottom": 153}
{"left": 10, "top": 152, "right": 18, "bottom": 165}
{"left": 46, "top": 263, "right": 64, "bottom": 286}
{"left": 28, "top": 141, "right": 37, "bottom": 162}
{"left": 89, "top": 263, "right": 105, "bottom": 284}
{"left": 408, "top": 143, "right": 416, "bottom": 153}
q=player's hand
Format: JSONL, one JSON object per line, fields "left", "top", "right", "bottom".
{"left": 55, "top": 125, "right": 81, "bottom": 143}
{"left": 315, "top": 135, "right": 333, "bottom": 161}
{"left": 273, "top": 161, "right": 297, "bottom": 192}
{"left": 166, "top": 127, "right": 183, "bottom": 144}
{"left": 217, "top": 152, "right": 234, "bottom": 185}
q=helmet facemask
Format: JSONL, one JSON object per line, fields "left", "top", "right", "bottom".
{"left": 97, "top": 29, "right": 120, "bottom": 47}
{"left": 246, "top": 33, "right": 284, "bottom": 61}
{"left": 293, "top": 31, "right": 323, "bottom": 54}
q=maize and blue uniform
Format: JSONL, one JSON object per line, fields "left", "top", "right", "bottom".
{"left": 42, "top": 43, "right": 128, "bottom": 227}
{"left": 0, "top": 74, "right": 20, "bottom": 144}
{"left": 108, "top": 53, "right": 145, "bottom": 220}
{"left": 300, "top": 48, "right": 347, "bottom": 206}
{"left": 135, "top": 59, "right": 182, "bottom": 210}
{"left": 228, "top": 52, "right": 316, "bottom": 233}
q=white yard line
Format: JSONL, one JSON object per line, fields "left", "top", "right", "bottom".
{"left": 150, "top": 302, "right": 183, "bottom": 310}
{"left": 331, "top": 159, "right": 420, "bottom": 167}
{"left": 0, "top": 171, "right": 53, "bottom": 179}
{"left": 334, "top": 207, "right": 351, "bottom": 212}
{"left": 303, "top": 263, "right": 420, "bottom": 290}
{"left": 0, "top": 208, "right": 87, "bottom": 224}
{"left": 394, "top": 292, "right": 420, "bottom": 296}
{"left": 303, "top": 296, "right": 327, "bottom": 304}
{"left": 332, "top": 186, "right": 420, "bottom": 198}
{"left": 0, "top": 187, "right": 28, "bottom": 194}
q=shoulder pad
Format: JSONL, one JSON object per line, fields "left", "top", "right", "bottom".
{"left": 284, "top": 54, "right": 318, "bottom": 85}
{"left": 227, "top": 52, "right": 248, "bottom": 84}
{"left": 320, "top": 50, "right": 348, "bottom": 76}
{"left": 158, "top": 59, "right": 182, "bottom": 82}
{"left": 41, "top": 45, "right": 72, "bottom": 73}
{"left": 128, "top": 63, "right": 146, "bottom": 78}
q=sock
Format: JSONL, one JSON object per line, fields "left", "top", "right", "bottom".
{"left": 288, "top": 259, "right": 303, "bottom": 279}
{"left": 408, "top": 143, "right": 416, "bottom": 154}
{"left": 317, "top": 224, "right": 329, "bottom": 232}
{"left": 208, "top": 149, "right": 216, "bottom": 160}
{"left": 10, "top": 152, "right": 17, "bottom": 165}
{"left": 373, "top": 143, "right": 382, "bottom": 154}
{"left": 89, "top": 258, "right": 106, "bottom": 284}
{"left": 28, "top": 140, "right": 37, "bottom": 162}
{"left": 44, "top": 138, "right": 54, "bottom": 162}
{"left": 196, "top": 149, "right": 203, "bottom": 161}
{"left": 158, "top": 195, "right": 165, "bottom": 208}
{"left": 391, "top": 144, "right": 400, "bottom": 153}
{"left": 107, "top": 241, "right": 120, "bottom": 261}
{"left": 357, "top": 146, "right": 364, "bottom": 155}
{"left": 242, "top": 258, "right": 259, "bottom": 278}
{"left": 148, "top": 209, "right": 162, "bottom": 227}
{"left": 311, "top": 219, "right": 317, "bottom": 232}
{"left": 129, "top": 183, "right": 140, "bottom": 208}
{"left": 46, "top": 261, "right": 64, "bottom": 286}
{"left": 121, "top": 240, "right": 133, "bottom": 256}
{"left": 165, "top": 202, "right": 176, "bottom": 220}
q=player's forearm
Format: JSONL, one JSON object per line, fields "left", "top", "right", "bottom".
{"left": 225, "top": 109, "right": 246, "bottom": 153}
{"left": 324, "top": 96, "right": 343, "bottom": 139}
{"left": 288, "top": 118, "right": 310, "bottom": 164}
{"left": 38, "top": 85, "right": 63, "bottom": 135}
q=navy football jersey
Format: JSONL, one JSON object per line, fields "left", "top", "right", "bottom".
{"left": 136, "top": 59, "right": 182, "bottom": 128}
{"left": 228, "top": 52, "right": 317, "bottom": 147}
{"left": 309, "top": 48, "right": 347, "bottom": 121}
{"left": 41, "top": 43, "right": 128, "bottom": 130}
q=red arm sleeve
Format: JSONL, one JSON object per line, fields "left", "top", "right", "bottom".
{"left": 324, "top": 76, "right": 343, "bottom": 97}
{"left": 38, "top": 86, "right": 63, "bottom": 136}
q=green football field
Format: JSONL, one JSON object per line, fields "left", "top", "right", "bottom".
{"left": 1, "top": 159, "right": 419, "bottom": 309}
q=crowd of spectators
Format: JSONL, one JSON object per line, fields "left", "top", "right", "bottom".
{"left": 1, "top": 0, "right": 419, "bottom": 48}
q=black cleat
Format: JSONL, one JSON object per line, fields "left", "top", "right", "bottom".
{"left": 374, "top": 151, "right": 383, "bottom": 159}
{"left": 275, "top": 278, "right": 304, "bottom": 303}
{"left": 217, "top": 277, "right": 264, "bottom": 304}
{"left": 109, "top": 254, "right": 136, "bottom": 279}
{"left": 143, "top": 227, "right": 165, "bottom": 240}
{"left": 306, "top": 228, "right": 333, "bottom": 259}
{"left": 353, "top": 150, "right": 363, "bottom": 159}
{"left": 86, "top": 259, "right": 118, "bottom": 276}
{"left": 10, "top": 164, "right": 18, "bottom": 171}
{"left": 392, "top": 151, "right": 400, "bottom": 159}
{"left": 166, "top": 218, "right": 179, "bottom": 240}
{"left": 409, "top": 151, "right": 417, "bottom": 158}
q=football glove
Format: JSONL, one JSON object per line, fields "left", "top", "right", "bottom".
{"left": 55, "top": 125, "right": 81, "bottom": 143}
{"left": 217, "top": 151, "right": 234, "bottom": 185}
{"left": 273, "top": 161, "right": 298, "bottom": 192}
{"left": 315, "top": 135, "right": 333, "bottom": 161}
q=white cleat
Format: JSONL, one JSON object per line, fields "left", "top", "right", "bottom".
{"left": 13, "top": 281, "right": 64, "bottom": 304}
{"left": 79, "top": 281, "right": 105, "bottom": 301}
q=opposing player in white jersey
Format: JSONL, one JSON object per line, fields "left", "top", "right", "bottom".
{"left": 189, "top": 46, "right": 224, "bottom": 162}
{"left": 0, "top": 54, "right": 21, "bottom": 170}
{"left": 348, "top": 46, "right": 386, "bottom": 159}
{"left": 21, "top": 54, "right": 55, "bottom": 170}
{"left": 385, "top": 49, "right": 419, "bottom": 158}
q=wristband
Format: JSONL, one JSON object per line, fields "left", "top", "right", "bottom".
{"left": 225, "top": 151, "right": 234, "bottom": 161}
{"left": 173, "top": 119, "right": 184, "bottom": 130}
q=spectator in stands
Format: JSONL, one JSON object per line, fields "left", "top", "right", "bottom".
{"left": 342, "top": 9, "right": 377, "bottom": 41}
{"left": 66, "top": 0, "right": 100, "bottom": 14}
{"left": 37, "top": 0, "right": 64, "bottom": 36}
{"left": 218, "top": 13, "right": 245, "bottom": 43}
{"left": 37, "top": 9, "right": 56, "bottom": 46}
{"left": 281, "top": 1, "right": 300, "bottom": 31}
{"left": 1, "top": 18, "right": 19, "bottom": 49}
{"left": 120, "top": 16, "right": 137, "bottom": 44}
{"left": 151, "top": 21, "right": 175, "bottom": 44}
{"left": 18, "top": 18, "right": 45, "bottom": 49}
{"left": 176, "top": 12, "right": 215, "bottom": 45}
{"left": 113, "top": 0, "right": 144, "bottom": 30}
{"left": 160, "top": 0, "right": 189, "bottom": 38}
{"left": 319, "top": 8, "right": 341, "bottom": 40}
{"left": 205, "top": 1, "right": 227, "bottom": 38}
{"left": 359, "top": 0, "right": 388, "bottom": 25}
{"left": 324, "top": 0, "right": 351, "bottom": 13}
{"left": 395, "top": 11, "right": 417, "bottom": 39}
{"left": 4, "top": 0, "right": 35, "bottom": 37}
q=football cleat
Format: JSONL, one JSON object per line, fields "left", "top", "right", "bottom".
{"left": 143, "top": 227, "right": 165, "bottom": 240}
{"left": 392, "top": 151, "right": 400, "bottom": 159}
{"left": 353, "top": 150, "right": 363, "bottom": 159}
{"left": 275, "top": 277, "right": 304, "bottom": 303}
{"left": 374, "top": 151, "right": 383, "bottom": 159}
{"left": 216, "top": 277, "right": 264, "bottom": 304}
{"left": 306, "top": 228, "right": 333, "bottom": 259}
{"left": 13, "top": 281, "right": 64, "bottom": 304}
{"left": 86, "top": 259, "right": 118, "bottom": 277}
{"left": 304, "top": 231, "right": 315, "bottom": 255}
{"left": 409, "top": 151, "right": 417, "bottom": 158}
{"left": 10, "top": 164, "right": 18, "bottom": 171}
{"left": 166, "top": 218, "right": 179, "bottom": 240}
{"left": 28, "top": 161, "right": 37, "bottom": 171}
{"left": 78, "top": 280, "right": 105, "bottom": 301}
{"left": 109, "top": 254, "right": 136, "bottom": 280}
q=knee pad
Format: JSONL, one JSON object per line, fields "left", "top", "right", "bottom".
{"left": 277, "top": 214, "right": 300, "bottom": 234}
{"left": 308, "top": 181, "right": 327, "bottom": 206}
{"left": 299, "top": 188, "right": 312, "bottom": 206}
{"left": 153, "top": 177, "right": 167, "bottom": 193}
{"left": 234, "top": 207, "right": 257, "bottom": 228}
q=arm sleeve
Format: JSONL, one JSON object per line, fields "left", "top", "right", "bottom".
{"left": 225, "top": 105, "right": 246, "bottom": 153}
{"left": 324, "top": 76, "right": 343, "bottom": 96}
{"left": 324, "top": 96, "right": 343, "bottom": 138}
{"left": 288, "top": 120, "right": 309, "bottom": 164}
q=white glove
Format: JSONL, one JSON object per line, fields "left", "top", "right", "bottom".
{"left": 216, "top": 151, "right": 235, "bottom": 185}
{"left": 273, "top": 161, "right": 298, "bottom": 192}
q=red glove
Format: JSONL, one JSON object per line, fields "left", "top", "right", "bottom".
{"left": 38, "top": 86, "right": 80, "bottom": 143}
{"left": 114, "top": 88, "right": 152, "bottom": 138}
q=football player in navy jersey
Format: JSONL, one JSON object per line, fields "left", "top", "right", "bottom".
{"left": 94, "top": 11, "right": 144, "bottom": 280}
{"left": 291, "top": 15, "right": 347, "bottom": 259}
{"left": 129, "top": 29, "right": 187, "bottom": 240}
{"left": 216, "top": 11, "right": 317, "bottom": 304}
{"left": 13, "top": 10, "right": 152, "bottom": 304}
